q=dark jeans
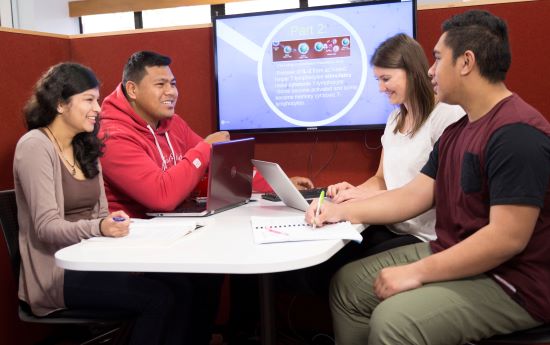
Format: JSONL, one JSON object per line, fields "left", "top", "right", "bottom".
{"left": 64, "top": 271, "right": 223, "bottom": 345}
{"left": 227, "top": 225, "right": 422, "bottom": 338}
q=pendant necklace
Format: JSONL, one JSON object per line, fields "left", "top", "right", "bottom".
{"left": 45, "top": 126, "right": 77, "bottom": 176}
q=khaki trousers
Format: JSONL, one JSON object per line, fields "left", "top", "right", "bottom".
{"left": 330, "top": 242, "right": 541, "bottom": 345}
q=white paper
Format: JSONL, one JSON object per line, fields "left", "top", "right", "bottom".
{"left": 251, "top": 216, "right": 362, "bottom": 244}
{"left": 85, "top": 218, "right": 197, "bottom": 246}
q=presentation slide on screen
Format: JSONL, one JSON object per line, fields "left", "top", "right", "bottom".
{"left": 215, "top": 2, "right": 414, "bottom": 130}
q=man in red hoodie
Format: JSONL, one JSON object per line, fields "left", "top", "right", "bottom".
{"left": 100, "top": 51, "right": 232, "bottom": 218}
{"left": 99, "top": 51, "right": 231, "bottom": 345}
{"left": 100, "top": 50, "right": 312, "bottom": 219}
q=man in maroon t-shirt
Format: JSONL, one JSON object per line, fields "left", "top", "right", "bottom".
{"left": 306, "top": 10, "right": 550, "bottom": 345}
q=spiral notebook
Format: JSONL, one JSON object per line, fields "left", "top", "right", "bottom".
{"left": 251, "top": 216, "right": 362, "bottom": 244}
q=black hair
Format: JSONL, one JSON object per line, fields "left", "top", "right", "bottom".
{"left": 442, "top": 10, "right": 511, "bottom": 83}
{"left": 370, "top": 33, "right": 435, "bottom": 136}
{"left": 122, "top": 51, "right": 172, "bottom": 87}
{"left": 24, "top": 62, "right": 103, "bottom": 178}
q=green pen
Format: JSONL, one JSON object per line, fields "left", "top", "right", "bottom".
{"left": 313, "top": 190, "right": 325, "bottom": 229}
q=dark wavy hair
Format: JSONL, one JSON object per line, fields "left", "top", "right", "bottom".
{"left": 370, "top": 33, "right": 435, "bottom": 137}
{"left": 442, "top": 10, "right": 510, "bottom": 83}
{"left": 24, "top": 62, "right": 104, "bottom": 178}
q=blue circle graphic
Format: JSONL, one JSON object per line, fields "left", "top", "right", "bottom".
{"left": 298, "top": 43, "right": 309, "bottom": 54}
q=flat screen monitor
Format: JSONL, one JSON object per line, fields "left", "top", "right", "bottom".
{"left": 213, "top": 0, "right": 416, "bottom": 133}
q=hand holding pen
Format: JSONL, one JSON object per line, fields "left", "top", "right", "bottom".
{"left": 100, "top": 211, "right": 130, "bottom": 238}
{"left": 306, "top": 191, "right": 347, "bottom": 227}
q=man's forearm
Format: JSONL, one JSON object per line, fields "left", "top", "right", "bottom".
{"left": 414, "top": 205, "right": 539, "bottom": 283}
{"left": 342, "top": 174, "right": 434, "bottom": 224}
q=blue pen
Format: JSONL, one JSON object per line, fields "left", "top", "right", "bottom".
{"left": 112, "top": 216, "right": 126, "bottom": 222}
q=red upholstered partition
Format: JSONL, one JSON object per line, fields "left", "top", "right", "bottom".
{"left": 417, "top": 0, "right": 550, "bottom": 124}
{"left": 1, "top": 1, "right": 549, "bottom": 342}
{"left": 0, "top": 29, "right": 71, "bottom": 344}
{"left": 0, "top": 31, "right": 71, "bottom": 190}
{"left": 70, "top": 27, "right": 217, "bottom": 138}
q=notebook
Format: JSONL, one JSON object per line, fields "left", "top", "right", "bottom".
{"left": 147, "top": 138, "right": 255, "bottom": 217}
{"left": 252, "top": 159, "right": 315, "bottom": 212}
{"left": 251, "top": 216, "right": 362, "bottom": 244}
{"left": 85, "top": 219, "right": 198, "bottom": 247}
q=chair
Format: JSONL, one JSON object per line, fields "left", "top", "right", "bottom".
{"left": 0, "top": 189, "right": 133, "bottom": 345}
{"left": 475, "top": 323, "right": 550, "bottom": 345}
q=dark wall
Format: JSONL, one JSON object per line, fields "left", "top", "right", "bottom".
{"left": 1, "top": 1, "right": 549, "bottom": 342}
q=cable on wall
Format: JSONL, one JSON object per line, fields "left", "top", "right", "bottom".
{"left": 307, "top": 134, "right": 338, "bottom": 183}
{"left": 363, "top": 131, "right": 382, "bottom": 150}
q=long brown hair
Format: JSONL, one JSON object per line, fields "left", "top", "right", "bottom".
{"left": 24, "top": 63, "right": 103, "bottom": 178}
{"left": 370, "top": 34, "right": 435, "bottom": 136}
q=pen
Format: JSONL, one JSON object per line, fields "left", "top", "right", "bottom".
{"left": 313, "top": 190, "right": 325, "bottom": 229}
{"left": 112, "top": 216, "right": 127, "bottom": 222}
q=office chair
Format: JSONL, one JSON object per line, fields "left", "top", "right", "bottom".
{"left": 0, "top": 189, "right": 133, "bottom": 345}
{"left": 474, "top": 323, "right": 550, "bottom": 345}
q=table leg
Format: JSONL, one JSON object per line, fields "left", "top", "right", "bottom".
{"left": 259, "top": 273, "right": 276, "bottom": 345}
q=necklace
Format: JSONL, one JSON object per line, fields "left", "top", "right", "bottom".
{"left": 45, "top": 126, "right": 77, "bottom": 176}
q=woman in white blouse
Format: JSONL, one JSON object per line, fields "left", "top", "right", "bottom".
{"left": 327, "top": 33, "right": 464, "bottom": 256}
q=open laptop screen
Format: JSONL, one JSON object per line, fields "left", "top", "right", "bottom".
{"left": 147, "top": 138, "right": 255, "bottom": 217}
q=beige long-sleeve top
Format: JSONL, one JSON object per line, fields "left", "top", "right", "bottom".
{"left": 13, "top": 129, "right": 108, "bottom": 316}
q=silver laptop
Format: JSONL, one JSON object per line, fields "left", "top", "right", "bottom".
{"left": 147, "top": 138, "right": 255, "bottom": 217}
{"left": 251, "top": 159, "right": 311, "bottom": 212}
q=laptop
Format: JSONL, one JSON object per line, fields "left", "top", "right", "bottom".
{"left": 147, "top": 138, "right": 255, "bottom": 217}
{"left": 252, "top": 159, "right": 318, "bottom": 212}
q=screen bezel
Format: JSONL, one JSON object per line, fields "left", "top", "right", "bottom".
{"left": 212, "top": 0, "right": 417, "bottom": 134}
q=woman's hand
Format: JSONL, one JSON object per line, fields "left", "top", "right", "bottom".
{"left": 100, "top": 211, "right": 130, "bottom": 238}
{"left": 326, "top": 181, "right": 354, "bottom": 199}
{"left": 328, "top": 182, "right": 371, "bottom": 203}
{"left": 333, "top": 187, "right": 383, "bottom": 203}
{"left": 328, "top": 182, "right": 386, "bottom": 203}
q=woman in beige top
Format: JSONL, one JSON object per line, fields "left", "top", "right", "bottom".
{"left": 14, "top": 62, "right": 193, "bottom": 345}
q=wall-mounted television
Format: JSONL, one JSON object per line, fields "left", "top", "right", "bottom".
{"left": 213, "top": 0, "right": 416, "bottom": 133}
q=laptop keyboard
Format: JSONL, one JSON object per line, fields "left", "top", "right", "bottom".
{"left": 261, "top": 187, "right": 326, "bottom": 202}
{"left": 173, "top": 200, "right": 207, "bottom": 213}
